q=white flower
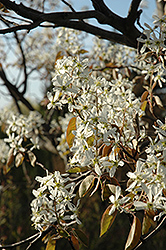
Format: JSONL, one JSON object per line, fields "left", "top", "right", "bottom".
{"left": 109, "top": 186, "right": 130, "bottom": 215}
{"left": 31, "top": 171, "right": 80, "bottom": 231}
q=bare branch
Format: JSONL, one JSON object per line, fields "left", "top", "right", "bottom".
{"left": 0, "top": 232, "right": 40, "bottom": 249}
{"left": 127, "top": 0, "right": 142, "bottom": 24}
{"left": 0, "top": 64, "right": 34, "bottom": 111}
{"left": 0, "top": 0, "right": 143, "bottom": 48}
{"left": 61, "top": 0, "right": 76, "bottom": 13}
{"left": 0, "top": 20, "right": 42, "bottom": 34}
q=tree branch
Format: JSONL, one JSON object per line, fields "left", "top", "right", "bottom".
{"left": 127, "top": 0, "right": 142, "bottom": 24}
{"left": 0, "top": 64, "right": 34, "bottom": 111}
{"left": 0, "top": 0, "right": 143, "bottom": 48}
{"left": 0, "top": 232, "right": 41, "bottom": 249}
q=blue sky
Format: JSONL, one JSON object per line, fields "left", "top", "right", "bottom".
{"left": 0, "top": 0, "right": 158, "bottom": 108}
{"left": 72, "top": 0, "right": 157, "bottom": 26}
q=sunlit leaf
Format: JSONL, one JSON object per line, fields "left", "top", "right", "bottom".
{"left": 66, "top": 117, "right": 77, "bottom": 148}
{"left": 100, "top": 204, "right": 117, "bottom": 237}
{"left": 79, "top": 175, "right": 94, "bottom": 197}
{"left": 46, "top": 238, "right": 56, "bottom": 250}
{"left": 15, "top": 153, "right": 24, "bottom": 168}
{"left": 107, "top": 184, "right": 117, "bottom": 195}
{"left": 125, "top": 216, "right": 141, "bottom": 250}
{"left": 153, "top": 95, "right": 163, "bottom": 108}
{"left": 86, "top": 134, "right": 95, "bottom": 146}
{"left": 140, "top": 100, "right": 147, "bottom": 111}
{"left": 74, "top": 229, "right": 88, "bottom": 247}
{"left": 141, "top": 91, "right": 148, "bottom": 102}
{"left": 102, "top": 144, "right": 112, "bottom": 157}
{"left": 68, "top": 166, "right": 88, "bottom": 173}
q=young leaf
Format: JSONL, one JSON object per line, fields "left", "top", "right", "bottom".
{"left": 142, "top": 209, "right": 156, "bottom": 235}
{"left": 46, "top": 238, "right": 56, "bottom": 250}
{"left": 142, "top": 212, "right": 152, "bottom": 235}
{"left": 66, "top": 117, "right": 77, "bottom": 148}
{"left": 15, "top": 153, "right": 24, "bottom": 168}
{"left": 101, "top": 183, "right": 113, "bottom": 201}
{"left": 140, "top": 100, "right": 147, "bottom": 111}
{"left": 27, "top": 151, "right": 36, "bottom": 167}
{"left": 79, "top": 175, "right": 94, "bottom": 197}
{"left": 68, "top": 166, "right": 88, "bottom": 173}
{"left": 100, "top": 204, "right": 117, "bottom": 237}
{"left": 71, "top": 234, "right": 79, "bottom": 250}
{"left": 141, "top": 91, "right": 148, "bottom": 102}
{"left": 74, "top": 229, "right": 88, "bottom": 247}
{"left": 125, "top": 216, "right": 141, "bottom": 250}
{"left": 153, "top": 95, "right": 163, "bottom": 108}
{"left": 102, "top": 144, "right": 112, "bottom": 157}
{"left": 6, "top": 148, "right": 14, "bottom": 168}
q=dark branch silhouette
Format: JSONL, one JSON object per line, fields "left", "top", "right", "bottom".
{"left": 0, "top": 0, "right": 144, "bottom": 48}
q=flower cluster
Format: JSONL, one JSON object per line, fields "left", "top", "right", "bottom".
{"left": 137, "top": 15, "right": 166, "bottom": 87}
{"left": 3, "top": 111, "right": 44, "bottom": 156}
{"left": 31, "top": 171, "right": 80, "bottom": 231}
{"left": 47, "top": 55, "right": 144, "bottom": 178}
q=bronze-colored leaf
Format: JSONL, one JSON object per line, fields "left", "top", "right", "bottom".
{"left": 27, "top": 151, "right": 36, "bottom": 167}
{"left": 74, "top": 229, "right": 88, "bottom": 247}
{"left": 141, "top": 91, "right": 148, "bottom": 102}
{"left": 71, "top": 234, "right": 79, "bottom": 250}
{"left": 125, "top": 216, "right": 141, "bottom": 250}
{"left": 79, "top": 175, "right": 94, "bottom": 197}
{"left": 15, "top": 152, "right": 24, "bottom": 168}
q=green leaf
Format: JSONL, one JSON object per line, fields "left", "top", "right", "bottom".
{"left": 140, "top": 100, "right": 147, "bottom": 112}
{"left": 79, "top": 175, "right": 94, "bottom": 197}
{"left": 100, "top": 204, "right": 117, "bottom": 237}
{"left": 142, "top": 210, "right": 156, "bottom": 235}
{"left": 66, "top": 117, "right": 77, "bottom": 148}
{"left": 142, "top": 212, "right": 151, "bottom": 235}
{"left": 86, "top": 134, "right": 95, "bottom": 146}
{"left": 74, "top": 229, "right": 88, "bottom": 247}
{"left": 68, "top": 166, "right": 88, "bottom": 173}
{"left": 46, "top": 238, "right": 56, "bottom": 250}
{"left": 58, "top": 229, "right": 70, "bottom": 238}
{"left": 125, "top": 216, "right": 141, "bottom": 250}
{"left": 15, "top": 152, "right": 24, "bottom": 168}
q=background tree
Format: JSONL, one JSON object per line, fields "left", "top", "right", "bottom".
{"left": 0, "top": 1, "right": 166, "bottom": 250}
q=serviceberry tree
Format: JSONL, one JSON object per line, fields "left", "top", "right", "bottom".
{"left": 0, "top": 1, "right": 166, "bottom": 250}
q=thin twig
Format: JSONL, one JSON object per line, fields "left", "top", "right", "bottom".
{"left": 61, "top": 0, "right": 76, "bottom": 13}
{"left": 0, "top": 233, "right": 40, "bottom": 249}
